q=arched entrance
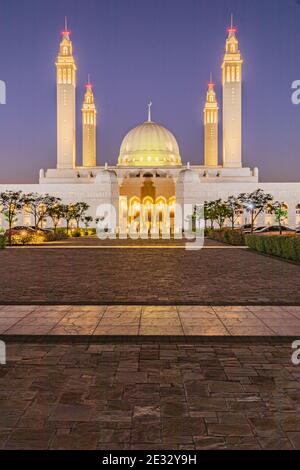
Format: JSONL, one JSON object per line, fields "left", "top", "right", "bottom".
{"left": 121, "top": 195, "right": 176, "bottom": 236}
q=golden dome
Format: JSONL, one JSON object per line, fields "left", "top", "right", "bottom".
{"left": 118, "top": 120, "right": 182, "bottom": 167}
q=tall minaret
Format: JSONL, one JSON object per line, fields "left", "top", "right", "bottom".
{"left": 82, "top": 77, "right": 97, "bottom": 167}
{"left": 56, "top": 18, "right": 77, "bottom": 169}
{"left": 221, "top": 16, "right": 243, "bottom": 168}
{"left": 203, "top": 75, "right": 219, "bottom": 167}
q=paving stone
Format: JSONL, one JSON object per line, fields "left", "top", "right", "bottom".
{"left": 162, "top": 417, "right": 206, "bottom": 441}
{"left": 258, "top": 437, "right": 293, "bottom": 450}
{"left": 287, "top": 432, "right": 300, "bottom": 449}
{"left": 4, "top": 429, "right": 54, "bottom": 450}
{"left": 49, "top": 404, "right": 93, "bottom": 422}
{"left": 208, "top": 381, "right": 243, "bottom": 393}
{"left": 194, "top": 436, "right": 227, "bottom": 450}
{"left": 208, "top": 423, "right": 253, "bottom": 437}
{"left": 131, "top": 423, "right": 161, "bottom": 443}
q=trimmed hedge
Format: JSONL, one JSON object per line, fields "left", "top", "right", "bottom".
{"left": 208, "top": 229, "right": 245, "bottom": 246}
{"left": 0, "top": 234, "right": 7, "bottom": 249}
{"left": 245, "top": 234, "right": 300, "bottom": 262}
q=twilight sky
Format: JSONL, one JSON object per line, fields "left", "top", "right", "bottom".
{"left": 0, "top": 0, "right": 300, "bottom": 183}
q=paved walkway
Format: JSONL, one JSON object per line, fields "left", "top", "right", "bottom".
{"left": 1, "top": 238, "right": 300, "bottom": 305}
{"left": 0, "top": 340, "right": 299, "bottom": 450}
{"left": 1, "top": 305, "right": 300, "bottom": 337}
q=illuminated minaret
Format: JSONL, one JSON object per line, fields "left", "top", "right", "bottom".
{"left": 221, "top": 16, "right": 243, "bottom": 168}
{"left": 203, "top": 75, "right": 219, "bottom": 167}
{"left": 82, "top": 77, "right": 97, "bottom": 167}
{"left": 56, "top": 18, "right": 77, "bottom": 169}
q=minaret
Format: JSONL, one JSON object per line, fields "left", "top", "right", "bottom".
{"left": 221, "top": 16, "right": 243, "bottom": 168}
{"left": 203, "top": 75, "right": 219, "bottom": 166}
{"left": 56, "top": 18, "right": 77, "bottom": 169}
{"left": 82, "top": 77, "right": 97, "bottom": 167}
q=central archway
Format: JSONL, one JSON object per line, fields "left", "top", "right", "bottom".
{"left": 121, "top": 195, "right": 176, "bottom": 236}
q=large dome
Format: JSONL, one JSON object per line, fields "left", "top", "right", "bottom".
{"left": 118, "top": 120, "right": 182, "bottom": 167}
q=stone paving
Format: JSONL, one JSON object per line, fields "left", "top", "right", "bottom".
{"left": 1, "top": 305, "right": 300, "bottom": 337}
{"left": 0, "top": 340, "right": 300, "bottom": 450}
{"left": 1, "top": 238, "right": 300, "bottom": 305}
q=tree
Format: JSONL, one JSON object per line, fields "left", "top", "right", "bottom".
{"left": 239, "top": 189, "right": 273, "bottom": 233}
{"left": 0, "top": 190, "right": 24, "bottom": 245}
{"left": 47, "top": 204, "right": 64, "bottom": 233}
{"left": 268, "top": 201, "right": 288, "bottom": 235}
{"left": 204, "top": 201, "right": 218, "bottom": 229}
{"left": 62, "top": 204, "right": 77, "bottom": 235}
{"left": 226, "top": 196, "right": 243, "bottom": 230}
{"left": 194, "top": 205, "right": 204, "bottom": 232}
{"left": 213, "top": 199, "right": 231, "bottom": 230}
{"left": 203, "top": 202, "right": 209, "bottom": 230}
{"left": 24, "top": 193, "right": 61, "bottom": 229}
{"left": 82, "top": 216, "right": 93, "bottom": 235}
{"left": 72, "top": 202, "right": 90, "bottom": 229}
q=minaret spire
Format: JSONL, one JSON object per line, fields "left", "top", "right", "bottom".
{"left": 222, "top": 19, "right": 243, "bottom": 168}
{"left": 228, "top": 13, "right": 237, "bottom": 34}
{"left": 82, "top": 77, "right": 97, "bottom": 167}
{"left": 56, "top": 20, "right": 77, "bottom": 169}
{"left": 204, "top": 76, "right": 219, "bottom": 167}
{"left": 147, "top": 101, "right": 152, "bottom": 122}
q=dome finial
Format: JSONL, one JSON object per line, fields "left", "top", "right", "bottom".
{"left": 147, "top": 101, "right": 152, "bottom": 122}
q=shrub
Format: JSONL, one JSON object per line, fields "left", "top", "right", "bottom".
{"left": 208, "top": 228, "right": 245, "bottom": 246}
{"left": 46, "top": 231, "right": 68, "bottom": 242}
{"left": 0, "top": 229, "right": 7, "bottom": 249}
{"left": 72, "top": 230, "right": 82, "bottom": 238}
{"left": 204, "top": 228, "right": 213, "bottom": 237}
{"left": 245, "top": 235, "right": 300, "bottom": 263}
{"left": 56, "top": 227, "right": 95, "bottom": 237}
{"left": 11, "top": 230, "right": 47, "bottom": 245}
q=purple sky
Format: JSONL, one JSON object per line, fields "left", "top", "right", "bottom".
{"left": 0, "top": 0, "right": 300, "bottom": 183}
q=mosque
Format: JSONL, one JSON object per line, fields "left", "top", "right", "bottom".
{"left": 1, "top": 20, "right": 300, "bottom": 235}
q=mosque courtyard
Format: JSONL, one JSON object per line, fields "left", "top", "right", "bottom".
{"left": 1, "top": 237, "right": 300, "bottom": 450}
{"left": 0, "top": 237, "right": 299, "bottom": 306}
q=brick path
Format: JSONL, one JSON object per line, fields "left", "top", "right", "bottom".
{"left": 1, "top": 239, "right": 300, "bottom": 305}
{"left": 1, "top": 305, "right": 300, "bottom": 337}
{"left": 0, "top": 340, "right": 300, "bottom": 450}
